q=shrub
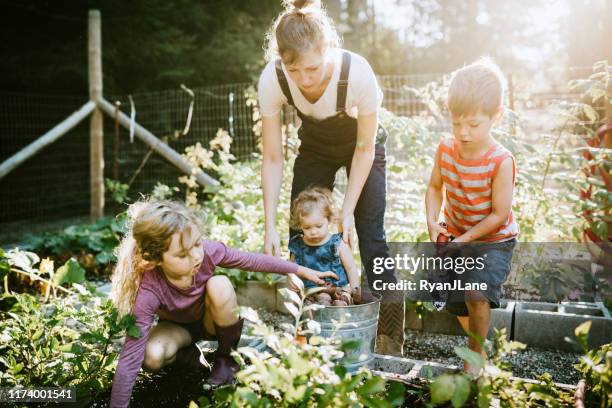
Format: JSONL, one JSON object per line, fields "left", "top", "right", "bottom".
{"left": 0, "top": 290, "right": 139, "bottom": 400}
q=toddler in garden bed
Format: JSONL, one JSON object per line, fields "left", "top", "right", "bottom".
{"left": 424, "top": 58, "right": 519, "bottom": 375}
{"left": 289, "top": 187, "right": 363, "bottom": 306}
{"left": 108, "top": 199, "right": 336, "bottom": 408}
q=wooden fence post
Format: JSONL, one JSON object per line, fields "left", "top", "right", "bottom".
{"left": 89, "top": 10, "right": 104, "bottom": 220}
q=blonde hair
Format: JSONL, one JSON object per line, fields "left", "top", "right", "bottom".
{"left": 110, "top": 199, "right": 202, "bottom": 317}
{"left": 447, "top": 57, "right": 507, "bottom": 118}
{"left": 290, "top": 187, "right": 337, "bottom": 230}
{"left": 264, "top": 0, "right": 341, "bottom": 64}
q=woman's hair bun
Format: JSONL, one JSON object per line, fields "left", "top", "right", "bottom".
{"left": 285, "top": 0, "right": 321, "bottom": 10}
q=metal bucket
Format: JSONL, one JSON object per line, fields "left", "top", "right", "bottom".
{"left": 311, "top": 294, "right": 381, "bottom": 373}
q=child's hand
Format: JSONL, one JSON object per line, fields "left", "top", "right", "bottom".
{"left": 297, "top": 267, "right": 339, "bottom": 286}
{"left": 428, "top": 222, "right": 450, "bottom": 242}
{"left": 351, "top": 286, "right": 361, "bottom": 304}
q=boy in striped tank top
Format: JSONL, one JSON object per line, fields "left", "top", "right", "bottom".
{"left": 425, "top": 58, "right": 519, "bottom": 375}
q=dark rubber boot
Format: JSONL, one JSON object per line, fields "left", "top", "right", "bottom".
{"left": 208, "top": 318, "right": 244, "bottom": 386}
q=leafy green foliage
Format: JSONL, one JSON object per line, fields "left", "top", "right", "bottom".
{"left": 0, "top": 249, "right": 10, "bottom": 281}
{"left": 0, "top": 291, "right": 138, "bottom": 399}
{"left": 105, "top": 179, "right": 130, "bottom": 205}
{"left": 428, "top": 328, "right": 574, "bottom": 407}
{"left": 53, "top": 258, "right": 86, "bottom": 286}
{"left": 574, "top": 321, "right": 612, "bottom": 408}
{"left": 566, "top": 61, "right": 612, "bottom": 243}
{"left": 22, "top": 215, "right": 127, "bottom": 276}
{"left": 1, "top": 248, "right": 89, "bottom": 297}
{"left": 2, "top": 0, "right": 286, "bottom": 94}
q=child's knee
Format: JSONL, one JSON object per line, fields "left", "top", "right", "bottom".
{"left": 143, "top": 342, "right": 166, "bottom": 372}
{"left": 206, "top": 275, "right": 236, "bottom": 308}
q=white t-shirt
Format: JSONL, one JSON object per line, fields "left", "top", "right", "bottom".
{"left": 257, "top": 48, "right": 383, "bottom": 120}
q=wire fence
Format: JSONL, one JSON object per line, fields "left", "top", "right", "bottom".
{"left": 0, "top": 71, "right": 585, "bottom": 230}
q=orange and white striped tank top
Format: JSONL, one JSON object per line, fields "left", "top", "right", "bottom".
{"left": 437, "top": 138, "right": 519, "bottom": 242}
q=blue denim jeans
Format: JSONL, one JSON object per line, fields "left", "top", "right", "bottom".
{"left": 445, "top": 239, "right": 517, "bottom": 316}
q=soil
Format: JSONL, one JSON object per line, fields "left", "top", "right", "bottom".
{"left": 89, "top": 364, "right": 213, "bottom": 407}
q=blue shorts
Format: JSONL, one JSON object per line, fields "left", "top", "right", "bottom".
{"left": 444, "top": 239, "right": 516, "bottom": 316}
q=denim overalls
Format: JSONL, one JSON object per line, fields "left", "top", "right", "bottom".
{"left": 289, "top": 233, "right": 349, "bottom": 289}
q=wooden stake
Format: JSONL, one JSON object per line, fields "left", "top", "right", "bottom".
{"left": 89, "top": 9, "right": 104, "bottom": 220}
{"left": 97, "top": 97, "right": 219, "bottom": 187}
{"left": 0, "top": 101, "right": 96, "bottom": 179}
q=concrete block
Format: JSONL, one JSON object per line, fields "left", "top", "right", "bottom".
{"left": 514, "top": 301, "right": 612, "bottom": 352}
{"left": 236, "top": 281, "right": 277, "bottom": 311}
{"left": 369, "top": 353, "right": 575, "bottom": 393}
{"left": 369, "top": 353, "right": 416, "bottom": 374}
{"left": 369, "top": 353, "right": 459, "bottom": 383}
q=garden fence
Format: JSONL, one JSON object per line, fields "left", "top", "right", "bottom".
{"left": 0, "top": 71, "right": 584, "bottom": 232}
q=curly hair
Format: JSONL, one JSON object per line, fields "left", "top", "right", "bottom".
{"left": 290, "top": 187, "right": 337, "bottom": 230}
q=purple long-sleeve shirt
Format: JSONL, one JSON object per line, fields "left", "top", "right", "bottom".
{"left": 110, "top": 240, "right": 298, "bottom": 407}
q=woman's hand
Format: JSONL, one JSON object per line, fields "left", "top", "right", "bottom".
{"left": 264, "top": 226, "right": 282, "bottom": 257}
{"left": 338, "top": 213, "right": 355, "bottom": 249}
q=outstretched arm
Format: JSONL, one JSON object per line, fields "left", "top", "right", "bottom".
{"left": 213, "top": 241, "right": 338, "bottom": 285}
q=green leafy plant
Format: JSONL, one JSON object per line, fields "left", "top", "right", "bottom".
{"left": 574, "top": 321, "right": 612, "bottom": 408}
{"left": 22, "top": 214, "right": 127, "bottom": 276}
{"left": 566, "top": 61, "right": 611, "bottom": 245}
{"left": 105, "top": 178, "right": 130, "bottom": 205}
{"left": 1, "top": 248, "right": 87, "bottom": 298}
{"left": 429, "top": 328, "right": 573, "bottom": 407}
{"left": 0, "top": 291, "right": 139, "bottom": 401}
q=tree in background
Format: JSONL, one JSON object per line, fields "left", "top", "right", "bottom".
{"left": 0, "top": 0, "right": 282, "bottom": 94}
{"left": 566, "top": 0, "right": 612, "bottom": 72}
{"left": 0, "top": 0, "right": 610, "bottom": 95}
{"left": 328, "top": 0, "right": 574, "bottom": 75}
